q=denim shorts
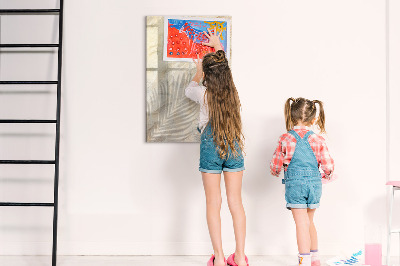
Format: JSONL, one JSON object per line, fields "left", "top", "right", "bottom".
{"left": 199, "top": 126, "right": 245, "bottom": 174}
{"left": 285, "top": 178, "right": 322, "bottom": 209}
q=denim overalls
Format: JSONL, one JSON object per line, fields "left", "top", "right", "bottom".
{"left": 198, "top": 124, "right": 245, "bottom": 174}
{"left": 283, "top": 130, "right": 322, "bottom": 210}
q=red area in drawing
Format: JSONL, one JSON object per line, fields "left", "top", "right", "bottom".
{"left": 167, "top": 25, "right": 214, "bottom": 59}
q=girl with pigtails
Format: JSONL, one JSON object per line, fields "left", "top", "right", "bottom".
{"left": 270, "top": 98, "right": 335, "bottom": 266}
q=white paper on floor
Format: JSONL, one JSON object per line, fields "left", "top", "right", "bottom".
{"left": 326, "top": 249, "right": 364, "bottom": 266}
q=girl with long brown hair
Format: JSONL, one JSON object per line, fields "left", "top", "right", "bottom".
{"left": 270, "top": 98, "right": 335, "bottom": 266}
{"left": 185, "top": 29, "right": 248, "bottom": 266}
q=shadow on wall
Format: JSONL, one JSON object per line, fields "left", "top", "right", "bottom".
{"left": 364, "top": 194, "right": 387, "bottom": 245}
{"left": 243, "top": 115, "right": 293, "bottom": 254}
{"left": 365, "top": 195, "right": 386, "bottom": 227}
{"left": 163, "top": 143, "right": 204, "bottom": 253}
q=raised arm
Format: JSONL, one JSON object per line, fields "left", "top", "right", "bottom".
{"left": 192, "top": 54, "right": 203, "bottom": 83}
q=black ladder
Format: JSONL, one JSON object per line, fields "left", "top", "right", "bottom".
{"left": 0, "top": 2, "right": 63, "bottom": 266}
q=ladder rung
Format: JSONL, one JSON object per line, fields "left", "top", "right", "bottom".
{"left": 0, "top": 44, "right": 59, "bottom": 48}
{"left": 0, "top": 119, "right": 56, "bottom": 123}
{"left": 0, "top": 160, "right": 55, "bottom": 164}
{"left": 391, "top": 229, "right": 400, "bottom": 233}
{"left": 0, "top": 202, "right": 54, "bottom": 207}
{"left": 0, "top": 81, "right": 58, "bottom": 84}
{"left": 0, "top": 9, "right": 60, "bottom": 14}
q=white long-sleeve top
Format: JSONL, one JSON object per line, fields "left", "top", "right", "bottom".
{"left": 185, "top": 81, "right": 209, "bottom": 132}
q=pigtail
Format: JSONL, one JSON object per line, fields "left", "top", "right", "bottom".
{"left": 284, "top": 98, "right": 295, "bottom": 131}
{"left": 313, "top": 100, "right": 326, "bottom": 133}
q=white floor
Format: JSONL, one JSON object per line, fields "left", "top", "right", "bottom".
{"left": 0, "top": 256, "right": 316, "bottom": 266}
{"left": 0, "top": 255, "right": 397, "bottom": 266}
{"left": 0, "top": 255, "right": 339, "bottom": 266}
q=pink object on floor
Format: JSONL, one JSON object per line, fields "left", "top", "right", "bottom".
{"left": 365, "top": 243, "right": 382, "bottom": 266}
{"left": 207, "top": 254, "right": 227, "bottom": 266}
{"left": 386, "top": 181, "right": 400, "bottom": 187}
{"left": 321, "top": 173, "right": 338, "bottom": 184}
{"left": 227, "top": 253, "right": 249, "bottom": 266}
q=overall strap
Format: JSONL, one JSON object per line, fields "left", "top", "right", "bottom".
{"left": 288, "top": 130, "right": 301, "bottom": 141}
{"left": 303, "top": 130, "right": 314, "bottom": 140}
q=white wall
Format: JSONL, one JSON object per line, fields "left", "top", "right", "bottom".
{"left": 388, "top": 0, "right": 400, "bottom": 258}
{"left": 0, "top": 0, "right": 389, "bottom": 257}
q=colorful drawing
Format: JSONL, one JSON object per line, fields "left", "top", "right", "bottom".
{"left": 163, "top": 17, "right": 230, "bottom": 62}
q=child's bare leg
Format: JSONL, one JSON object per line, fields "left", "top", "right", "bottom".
{"left": 307, "top": 208, "right": 320, "bottom": 265}
{"left": 291, "top": 208, "right": 311, "bottom": 254}
{"left": 202, "top": 172, "right": 225, "bottom": 266}
{"left": 307, "top": 209, "right": 318, "bottom": 251}
{"left": 224, "top": 171, "right": 247, "bottom": 266}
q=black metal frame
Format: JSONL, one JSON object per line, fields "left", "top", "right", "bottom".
{"left": 0, "top": 1, "right": 63, "bottom": 265}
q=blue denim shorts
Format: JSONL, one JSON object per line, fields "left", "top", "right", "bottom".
{"left": 285, "top": 178, "right": 322, "bottom": 209}
{"left": 199, "top": 126, "right": 244, "bottom": 174}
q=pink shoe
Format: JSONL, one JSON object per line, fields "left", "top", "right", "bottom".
{"left": 207, "top": 254, "right": 227, "bottom": 266}
{"left": 227, "top": 253, "right": 249, "bottom": 266}
{"left": 311, "top": 260, "right": 320, "bottom": 266}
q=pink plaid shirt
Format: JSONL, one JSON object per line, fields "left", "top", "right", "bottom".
{"left": 270, "top": 126, "right": 334, "bottom": 179}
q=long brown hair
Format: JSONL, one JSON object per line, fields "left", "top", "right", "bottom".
{"left": 202, "top": 50, "right": 244, "bottom": 158}
{"left": 284, "top": 97, "right": 326, "bottom": 133}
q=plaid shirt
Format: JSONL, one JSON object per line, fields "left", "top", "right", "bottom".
{"left": 270, "top": 126, "right": 334, "bottom": 179}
